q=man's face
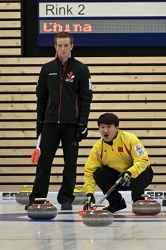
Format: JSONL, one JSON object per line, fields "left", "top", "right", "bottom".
{"left": 55, "top": 37, "right": 73, "bottom": 60}
{"left": 99, "top": 123, "right": 119, "bottom": 142}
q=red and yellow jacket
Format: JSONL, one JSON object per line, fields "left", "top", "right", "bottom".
{"left": 83, "top": 129, "right": 150, "bottom": 194}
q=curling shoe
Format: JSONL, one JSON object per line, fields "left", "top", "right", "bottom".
{"left": 103, "top": 198, "right": 127, "bottom": 213}
{"left": 25, "top": 202, "right": 33, "bottom": 210}
{"left": 61, "top": 202, "right": 72, "bottom": 210}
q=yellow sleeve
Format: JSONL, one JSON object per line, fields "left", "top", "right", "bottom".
{"left": 127, "top": 135, "right": 150, "bottom": 178}
{"left": 83, "top": 143, "right": 102, "bottom": 194}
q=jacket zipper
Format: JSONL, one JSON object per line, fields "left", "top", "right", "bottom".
{"left": 76, "top": 98, "right": 78, "bottom": 117}
{"left": 58, "top": 61, "right": 67, "bottom": 123}
{"left": 45, "top": 97, "right": 50, "bottom": 113}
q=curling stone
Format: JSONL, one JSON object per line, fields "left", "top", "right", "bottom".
{"left": 82, "top": 210, "right": 114, "bottom": 227}
{"left": 27, "top": 198, "right": 57, "bottom": 220}
{"left": 72, "top": 186, "right": 86, "bottom": 205}
{"left": 132, "top": 194, "right": 161, "bottom": 215}
{"left": 16, "top": 185, "right": 32, "bottom": 205}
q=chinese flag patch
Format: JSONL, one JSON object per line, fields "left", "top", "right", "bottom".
{"left": 118, "top": 147, "right": 123, "bottom": 152}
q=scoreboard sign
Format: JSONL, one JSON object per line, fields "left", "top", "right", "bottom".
{"left": 37, "top": 0, "right": 166, "bottom": 46}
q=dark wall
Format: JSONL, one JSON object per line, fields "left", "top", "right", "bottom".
{"left": 21, "top": 0, "right": 166, "bottom": 57}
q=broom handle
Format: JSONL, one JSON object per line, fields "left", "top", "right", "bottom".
{"left": 37, "top": 134, "right": 41, "bottom": 148}
{"left": 96, "top": 176, "right": 123, "bottom": 205}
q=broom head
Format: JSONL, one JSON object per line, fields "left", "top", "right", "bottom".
{"left": 31, "top": 147, "right": 40, "bottom": 165}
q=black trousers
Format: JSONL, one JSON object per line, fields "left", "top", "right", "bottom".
{"left": 29, "top": 123, "right": 79, "bottom": 204}
{"left": 94, "top": 165, "right": 153, "bottom": 204}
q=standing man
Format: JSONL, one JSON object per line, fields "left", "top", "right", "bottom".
{"left": 25, "top": 32, "right": 92, "bottom": 210}
{"left": 83, "top": 113, "right": 153, "bottom": 213}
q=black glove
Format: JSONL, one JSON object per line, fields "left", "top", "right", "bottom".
{"left": 77, "top": 124, "right": 88, "bottom": 142}
{"left": 119, "top": 171, "right": 131, "bottom": 187}
{"left": 83, "top": 193, "right": 95, "bottom": 210}
{"left": 36, "top": 121, "right": 43, "bottom": 138}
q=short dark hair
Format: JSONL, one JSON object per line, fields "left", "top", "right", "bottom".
{"left": 97, "top": 113, "right": 119, "bottom": 127}
{"left": 54, "top": 32, "right": 74, "bottom": 45}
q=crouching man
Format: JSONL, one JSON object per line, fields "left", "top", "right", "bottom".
{"left": 83, "top": 113, "right": 153, "bottom": 213}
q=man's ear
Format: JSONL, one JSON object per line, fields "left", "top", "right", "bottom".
{"left": 55, "top": 52, "right": 58, "bottom": 58}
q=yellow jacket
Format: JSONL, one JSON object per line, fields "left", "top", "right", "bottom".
{"left": 83, "top": 129, "right": 150, "bottom": 194}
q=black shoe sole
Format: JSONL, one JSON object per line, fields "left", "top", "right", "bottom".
{"left": 61, "top": 205, "right": 72, "bottom": 210}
